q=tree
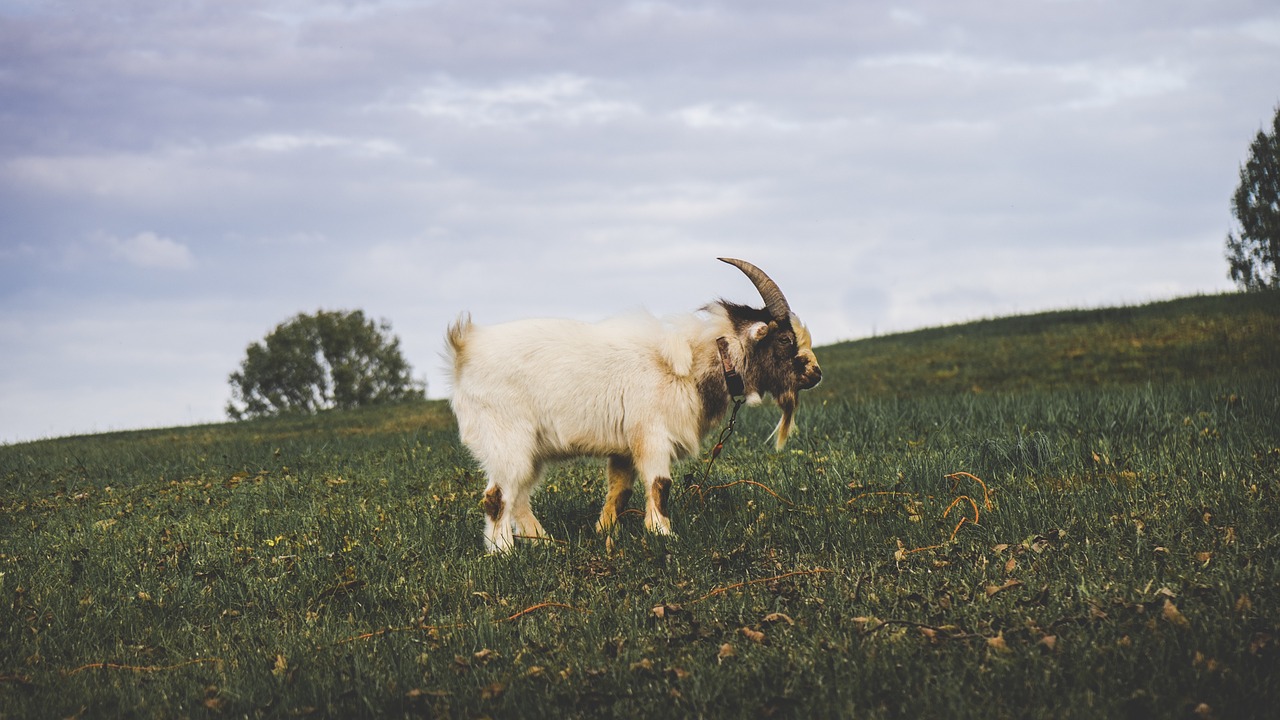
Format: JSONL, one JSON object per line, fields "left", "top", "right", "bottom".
{"left": 227, "top": 309, "right": 425, "bottom": 420}
{"left": 1227, "top": 105, "right": 1280, "bottom": 291}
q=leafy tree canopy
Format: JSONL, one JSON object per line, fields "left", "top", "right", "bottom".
{"left": 1227, "top": 104, "right": 1280, "bottom": 291}
{"left": 227, "top": 309, "right": 424, "bottom": 420}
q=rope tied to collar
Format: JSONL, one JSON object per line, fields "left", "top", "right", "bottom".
{"left": 695, "top": 337, "right": 747, "bottom": 487}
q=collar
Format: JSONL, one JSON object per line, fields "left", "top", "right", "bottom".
{"left": 715, "top": 336, "right": 746, "bottom": 402}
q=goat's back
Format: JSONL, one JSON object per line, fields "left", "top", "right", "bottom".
{"left": 446, "top": 314, "right": 709, "bottom": 461}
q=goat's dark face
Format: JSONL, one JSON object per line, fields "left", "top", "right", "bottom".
{"left": 723, "top": 302, "right": 822, "bottom": 449}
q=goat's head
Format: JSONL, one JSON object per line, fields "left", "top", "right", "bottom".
{"left": 717, "top": 257, "right": 822, "bottom": 449}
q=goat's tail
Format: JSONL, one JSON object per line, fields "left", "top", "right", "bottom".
{"left": 445, "top": 313, "right": 474, "bottom": 379}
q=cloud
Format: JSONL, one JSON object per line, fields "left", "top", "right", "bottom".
{"left": 851, "top": 51, "right": 1188, "bottom": 116}
{"left": 888, "top": 8, "right": 926, "bottom": 27}
{"left": 5, "top": 152, "right": 181, "bottom": 201}
{"left": 98, "top": 232, "right": 195, "bottom": 270}
{"left": 235, "top": 133, "right": 405, "bottom": 157}
{"left": 1239, "top": 17, "right": 1280, "bottom": 46}
{"left": 670, "top": 103, "right": 808, "bottom": 132}
{"left": 409, "top": 74, "right": 642, "bottom": 126}
{"left": 1057, "top": 61, "right": 1188, "bottom": 110}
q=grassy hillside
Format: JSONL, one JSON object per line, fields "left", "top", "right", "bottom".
{"left": 1, "top": 293, "right": 1277, "bottom": 719}
{"left": 815, "top": 291, "right": 1280, "bottom": 398}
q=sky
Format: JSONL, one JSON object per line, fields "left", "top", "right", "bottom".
{"left": 2, "top": 0, "right": 1278, "bottom": 444}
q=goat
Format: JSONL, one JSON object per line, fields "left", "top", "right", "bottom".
{"left": 445, "top": 258, "right": 821, "bottom": 553}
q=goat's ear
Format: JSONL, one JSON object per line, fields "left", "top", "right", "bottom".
{"left": 747, "top": 321, "right": 770, "bottom": 341}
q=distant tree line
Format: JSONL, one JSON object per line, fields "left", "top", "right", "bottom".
{"left": 227, "top": 309, "right": 424, "bottom": 420}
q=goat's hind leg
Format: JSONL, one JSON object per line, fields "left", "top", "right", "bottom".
{"left": 596, "top": 455, "right": 636, "bottom": 534}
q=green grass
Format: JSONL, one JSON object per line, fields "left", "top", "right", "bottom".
{"left": 2, "top": 292, "right": 1278, "bottom": 718}
{"left": 817, "top": 291, "right": 1280, "bottom": 397}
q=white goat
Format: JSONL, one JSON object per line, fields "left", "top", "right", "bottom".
{"left": 446, "top": 258, "right": 821, "bottom": 553}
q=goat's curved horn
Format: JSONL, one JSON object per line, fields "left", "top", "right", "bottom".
{"left": 718, "top": 257, "right": 792, "bottom": 320}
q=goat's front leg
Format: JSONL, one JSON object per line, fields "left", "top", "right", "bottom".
{"left": 512, "top": 490, "right": 550, "bottom": 542}
{"left": 482, "top": 483, "right": 515, "bottom": 553}
{"left": 510, "top": 465, "right": 551, "bottom": 543}
{"left": 634, "top": 447, "right": 675, "bottom": 536}
{"left": 645, "top": 475, "right": 674, "bottom": 535}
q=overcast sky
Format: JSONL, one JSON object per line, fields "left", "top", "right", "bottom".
{"left": 2, "top": 0, "right": 1277, "bottom": 443}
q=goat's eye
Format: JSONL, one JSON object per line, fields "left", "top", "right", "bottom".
{"left": 779, "top": 335, "right": 793, "bottom": 346}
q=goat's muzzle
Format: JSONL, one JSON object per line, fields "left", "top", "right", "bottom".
{"left": 799, "top": 363, "right": 823, "bottom": 390}
{"left": 795, "top": 351, "right": 822, "bottom": 390}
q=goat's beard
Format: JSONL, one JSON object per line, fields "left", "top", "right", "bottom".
{"left": 770, "top": 391, "right": 798, "bottom": 450}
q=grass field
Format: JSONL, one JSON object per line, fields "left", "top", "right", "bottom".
{"left": 2, "top": 292, "right": 1278, "bottom": 718}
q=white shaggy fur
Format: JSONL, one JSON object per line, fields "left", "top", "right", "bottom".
{"left": 447, "top": 307, "right": 745, "bottom": 552}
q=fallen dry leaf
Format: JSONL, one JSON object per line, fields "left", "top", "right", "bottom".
{"left": 1192, "top": 651, "right": 1221, "bottom": 673}
{"left": 893, "top": 539, "right": 908, "bottom": 562}
{"left": 985, "top": 579, "right": 1024, "bottom": 597}
{"left": 651, "top": 602, "right": 682, "bottom": 619}
{"left": 1004, "top": 557, "right": 1018, "bottom": 573}
{"left": 763, "top": 612, "right": 795, "bottom": 626}
{"left": 717, "top": 643, "right": 735, "bottom": 663}
{"left": 740, "top": 626, "right": 765, "bottom": 644}
{"left": 1249, "top": 631, "right": 1274, "bottom": 656}
{"left": 986, "top": 632, "right": 1011, "bottom": 654}
{"left": 851, "top": 616, "right": 878, "bottom": 632}
{"left": 1162, "top": 598, "right": 1190, "bottom": 628}
{"left": 407, "top": 688, "right": 450, "bottom": 700}
{"left": 1038, "top": 635, "right": 1057, "bottom": 652}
